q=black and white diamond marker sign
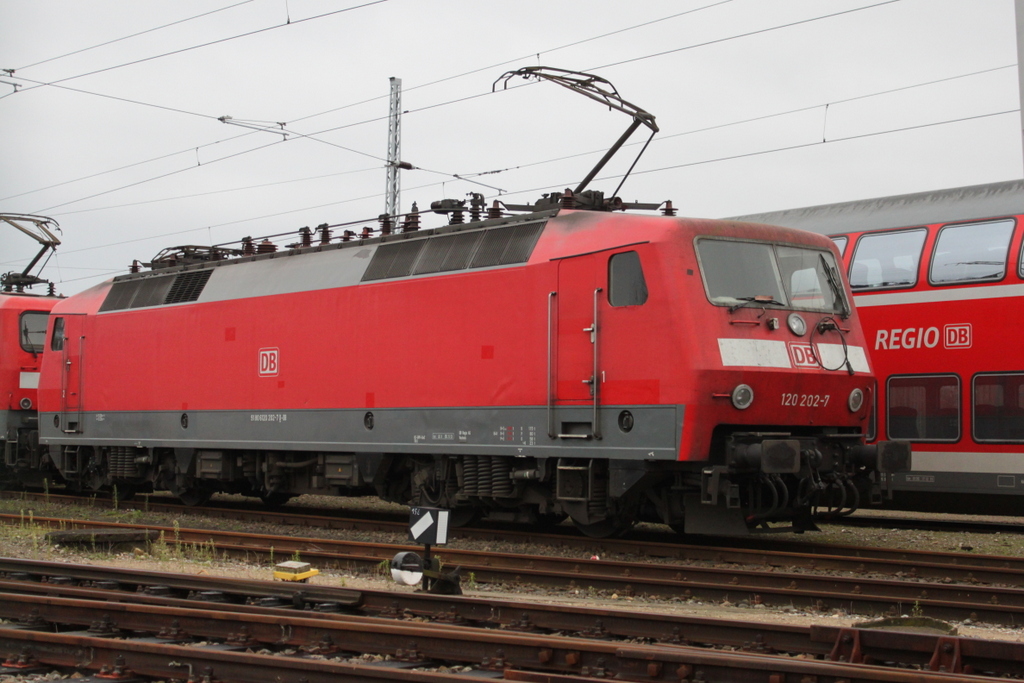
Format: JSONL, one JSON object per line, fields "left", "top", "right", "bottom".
{"left": 408, "top": 506, "right": 450, "bottom": 545}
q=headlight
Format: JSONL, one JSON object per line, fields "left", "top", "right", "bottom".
{"left": 848, "top": 388, "right": 865, "bottom": 412}
{"left": 787, "top": 313, "right": 807, "bottom": 336}
{"left": 731, "top": 384, "right": 754, "bottom": 410}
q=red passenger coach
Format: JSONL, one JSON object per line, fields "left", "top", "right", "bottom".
{"left": 37, "top": 198, "right": 907, "bottom": 536}
{"left": 735, "top": 180, "right": 1024, "bottom": 512}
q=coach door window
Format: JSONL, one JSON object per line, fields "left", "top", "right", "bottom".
{"left": 831, "top": 236, "right": 848, "bottom": 256}
{"left": 973, "top": 373, "right": 1024, "bottom": 442}
{"left": 849, "top": 229, "right": 926, "bottom": 290}
{"left": 930, "top": 219, "right": 1014, "bottom": 284}
{"left": 608, "top": 251, "right": 648, "bottom": 306}
{"left": 887, "top": 374, "right": 959, "bottom": 441}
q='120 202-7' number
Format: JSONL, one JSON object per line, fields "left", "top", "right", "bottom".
{"left": 781, "top": 393, "right": 830, "bottom": 407}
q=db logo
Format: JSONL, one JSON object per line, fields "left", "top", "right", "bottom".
{"left": 258, "top": 348, "right": 280, "bottom": 377}
{"left": 943, "top": 324, "right": 971, "bottom": 349}
{"left": 788, "top": 342, "right": 819, "bottom": 368}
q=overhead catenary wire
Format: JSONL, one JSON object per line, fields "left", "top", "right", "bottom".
{"left": 3, "top": 0, "right": 392, "bottom": 91}
{"left": 3, "top": 0, "right": 1009, "bottom": 284}
{"left": 12, "top": 0, "right": 257, "bottom": 72}
{"left": 5, "top": 0, "right": 910, "bottom": 216}
{"left": 28, "top": 106, "right": 1018, "bottom": 275}
{"left": 29, "top": 62, "right": 1015, "bottom": 221}
{"left": 0, "top": 0, "right": 735, "bottom": 203}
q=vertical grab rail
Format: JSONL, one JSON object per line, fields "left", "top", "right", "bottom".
{"left": 547, "top": 291, "right": 557, "bottom": 439}
{"left": 591, "top": 287, "right": 602, "bottom": 440}
{"left": 76, "top": 336, "right": 85, "bottom": 433}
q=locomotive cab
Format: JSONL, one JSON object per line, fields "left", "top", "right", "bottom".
{"left": 1, "top": 292, "right": 61, "bottom": 488}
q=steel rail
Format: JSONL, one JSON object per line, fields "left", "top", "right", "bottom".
{"left": 1, "top": 574, "right": 1022, "bottom": 678}
{"left": 0, "top": 594, "right": 996, "bottom": 682}
{"left": 4, "top": 516, "right": 1024, "bottom": 626}
{"left": 6, "top": 490, "right": 1023, "bottom": 574}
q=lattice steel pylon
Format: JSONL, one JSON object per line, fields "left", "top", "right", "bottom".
{"left": 385, "top": 76, "right": 402, "bottom": 218}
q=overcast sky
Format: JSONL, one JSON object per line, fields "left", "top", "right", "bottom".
{"left": 2, "top": 0, "right": 1021, "bottom": 296}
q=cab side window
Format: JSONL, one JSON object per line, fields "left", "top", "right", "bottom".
{"left": 51, "top": 317, "right": 65, "bottom": 351}
{"left": 608, "top": 251, "right": 648, "bottom": 306}
{"left": 831, "top": 236, "right": 848, "bottom": 256}
{"left": 19, "top": 311, "right": 49, "bottom": 353}
{"left": 930, "top": 219, "right": 1014, "bottom": 284}
{"left": 849, "top": 229, "right": 926, "bottom": 290}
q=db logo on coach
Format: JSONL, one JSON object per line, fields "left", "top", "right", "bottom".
{"left": 944, "top": 324, "right": 971, "bottom": 349}
{"left": 258, "top": 348, "right": 280, "bottom": 377}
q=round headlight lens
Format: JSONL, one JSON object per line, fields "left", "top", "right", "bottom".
{"left": 848, "top": 388, "right": 865, "bottom": 412}
{"left": 787, "top": 313, "right": 807, "bottom": 336}
{"left": 731, "top": 384, "right": 754, "bottom": 410}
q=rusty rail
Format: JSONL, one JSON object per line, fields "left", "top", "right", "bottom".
{"left": 1, "top": 558, "right": 1023, "bottom": 678}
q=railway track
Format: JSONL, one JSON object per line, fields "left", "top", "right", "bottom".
{"left": 5, "top": 490, "right": 1022, "bottom": 573}
{"left": 5, "top": 513, "right": 1024, "bottom": 627}
{"left": 0, "top": 557, "right": 1019, "bottom": 681}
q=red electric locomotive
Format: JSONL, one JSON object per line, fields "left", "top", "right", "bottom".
{"left": 735, "top": 179, "right": 1024, "bottom": 513}
{"left": 36, "top": 194, "right": 908, "bottom": 536}
{"left": 1, "top": 214, "right": 63, "bottom": 488}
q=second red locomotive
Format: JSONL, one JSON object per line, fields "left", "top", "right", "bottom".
{"left": 35, "top": 195, "right": 908, "bottom": 536}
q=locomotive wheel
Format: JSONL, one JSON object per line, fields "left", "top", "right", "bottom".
{"left": 572, "top": 516, "right": 634, "bottom": 539}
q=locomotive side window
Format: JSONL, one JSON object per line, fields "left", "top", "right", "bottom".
{"left": 886, "top": 374, "right": 960, "bottom": 442}
{"left": 831, "top": 236, "right": 848, "bottom": 256}
{"left": 930, "top": 219, "right": 1014, "bottom": 285}
{"left": 19, "top": 311, "right": 49, "bottom": 353}
{"left": 50, "top": 317, "right": 65, "bottom": 352}
{"left": 697, "top": 239, "right": 784, "bottom": 305}
{"left": 849, "top": 228, "right": 926, "bottom": 290}
{"left": 973, "top": 373, "right": 1024, "bottom": 442}
{"left": 608, "top": 251, "right": 648, "bottom": 306}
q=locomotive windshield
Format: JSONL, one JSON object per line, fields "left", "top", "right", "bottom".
{"left": 696, "top": 238, "right": 848, "bottom": 315}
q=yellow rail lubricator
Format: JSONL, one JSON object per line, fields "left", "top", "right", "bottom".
{"left": 273, "top": 560, "right": 319, "bottom": 583}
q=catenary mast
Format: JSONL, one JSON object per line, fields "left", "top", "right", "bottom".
{"left": 385, "top": 77, "right": 402, "bottom": 218}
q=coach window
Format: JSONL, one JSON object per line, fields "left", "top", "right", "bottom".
{"left": 973, "top": 373, "right": 1024, "bottom": 442}
{"left": 1019, "top": 231, "right": 1024, "bottom": 279}
{"left": 19, "top": 311, "right": 49, "bottom": 354}
{"left": 608, "top": 251, "right": 648, "bottom": 306}
{"left": 930, "top": 219, "right": 1014, "bottom": 285}
{"left": 887, "top": 374, "right": 960, "bottom": 441}
{"left": 831, "top": 236, "right": 848, "bottom": 256}
{"left": 848, "top": 229, "right": 926, "bottom": 290}
{"left": 50, "top": 317, "right": 65, "bottom": 352}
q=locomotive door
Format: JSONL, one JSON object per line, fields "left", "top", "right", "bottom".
{"left": 550, "top": 254, "right": 603, "bottom": 439}
{"left": 58, "top": 314, "right": 86, "bottom": 434}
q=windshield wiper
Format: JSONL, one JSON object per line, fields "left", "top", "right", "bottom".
{"left": 819, "top": 254, "right": 849, "bottom": 319}
{"left": 728, "top": 295, "right": 785, "bottom": 313}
